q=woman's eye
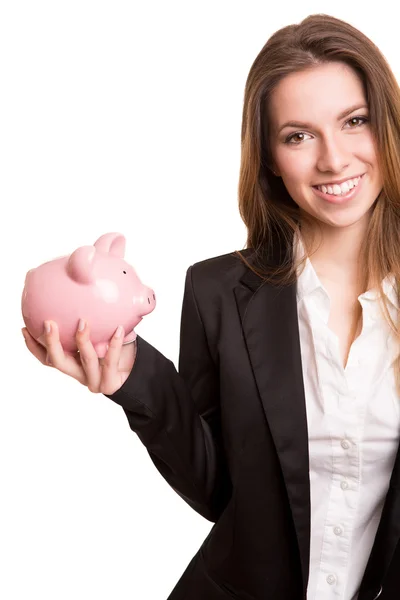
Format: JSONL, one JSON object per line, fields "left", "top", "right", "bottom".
{"left": 284, "top": 115, "right": 368, "bottom": 145}
{"left": 348, "top": 116, "right": 368, "bottom": 127}
{"left": 285, "top": 132, "right": 310, "bottom": 144}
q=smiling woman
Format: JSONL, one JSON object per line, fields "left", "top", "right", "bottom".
{"left": 236, "top": 15, "right": 400, "bottom": 380}
{"left": 268, "top": 62, "right": 382, "bottom": 227}
{"left": 229, "top": 14, "right": 400, "bottom": 599}
{"left": 21, "top": 11, "right": 400, "bottom": 600}
{"left": 267, "top": 62, "right": 383, "bottom": 227}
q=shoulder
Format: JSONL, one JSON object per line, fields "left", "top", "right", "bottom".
{"left": 190, "top": 248, "right": 255, "bottom": 286}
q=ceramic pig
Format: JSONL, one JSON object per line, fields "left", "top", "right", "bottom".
{"left": 21, "top": 232, "right": 156, "bottom": 358}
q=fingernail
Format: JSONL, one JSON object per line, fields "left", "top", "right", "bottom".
{"left": 115, "top": 325, "right": 123, "bottom": 338}
{"left": 78, "top": 318, "right": 86, "bottom": 332}
{"left": 44, "top": 321, "right": 51, "bottom": 334}
{"left": 22, "top": 329, "right": 28, "bottom": 341}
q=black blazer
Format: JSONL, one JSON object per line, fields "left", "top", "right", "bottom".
{"left": 105, "top": 234, "right": 400, "bottom": 600}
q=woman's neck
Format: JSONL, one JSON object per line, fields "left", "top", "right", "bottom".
{"left": 299, "top": 221, "right": 367, "bottom": 287}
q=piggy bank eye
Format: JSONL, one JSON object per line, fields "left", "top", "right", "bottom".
{"left": 123, "top": 270, "right": 127, "bottom": 274}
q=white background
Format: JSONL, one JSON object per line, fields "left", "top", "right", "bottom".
{"left": 2, "top": 1, "right": 399, "bottom": 598}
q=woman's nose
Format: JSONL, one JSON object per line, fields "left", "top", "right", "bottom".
{"left": 316, "top": 135, "right": 351, "bottom": 173}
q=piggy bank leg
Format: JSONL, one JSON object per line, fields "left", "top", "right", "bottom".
{"left": 122, "top": 330, "right": 137, "bottom": 344}
{"left": 93, "top": 342, "right": 108, "bottom": 359}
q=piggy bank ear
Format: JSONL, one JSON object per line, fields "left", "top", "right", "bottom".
{"left": 66, "top": 245, "right": 96, "bottom": 284}
{"left": 94, "top": 232, "right": 126, "bottom": 258}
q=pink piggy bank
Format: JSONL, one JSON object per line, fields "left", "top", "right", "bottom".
{"left": 21, "top": 232, "right": 156, "bottom": 358}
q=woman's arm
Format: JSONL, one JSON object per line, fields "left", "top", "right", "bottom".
{"left": 104, "top": 265, "right": 232, "bottom": 522}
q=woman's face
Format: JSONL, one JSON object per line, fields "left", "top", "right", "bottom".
{"left": 268, "top": 62, "right": 383, "bottom": 231}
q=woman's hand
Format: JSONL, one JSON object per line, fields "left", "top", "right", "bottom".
{"left": 21, "top": 320, "right": 137, "bottom": 395}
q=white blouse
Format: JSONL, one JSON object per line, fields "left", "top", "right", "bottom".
{"left": 294, "top": 233, "right": 400, "bottom": 600}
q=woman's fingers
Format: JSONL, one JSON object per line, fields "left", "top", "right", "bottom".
{"left": 75, "top": 320, "right": 102, "bottom": 392}
{"left": 41, "top": 321, "right": 87, "bottom": 385}
{"left": 99, "top": 325, "right": 125, "bottom": 395}
{"left": 22, "top": 320, "right": 128, "bottom": 394}
{"left": 75, "top": 321, "right": 126, "bottom": 394}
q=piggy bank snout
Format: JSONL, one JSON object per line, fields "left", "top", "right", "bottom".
{"left": 136, "top": 287, "right": 156, "bottom": 316}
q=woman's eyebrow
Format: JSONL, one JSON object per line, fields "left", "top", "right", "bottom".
{"left": 277, "top": 103, "right": 369, "bottom": 134}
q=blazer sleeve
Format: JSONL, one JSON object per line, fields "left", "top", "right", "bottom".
{"left": 103, "top": 265, "right": 232, "bottom": 523}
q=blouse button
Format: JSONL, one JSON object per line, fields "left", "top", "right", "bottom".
{"left": 341, "top": 440, "right": 350, "bottom": 450}
{"left": 334, "top": 526, "right": 343, "bottom": 536}
{"left": 326, "top": 574, "right": 336, "bottom": 585}
{"left": 341, "top": 481, "right": 349, "bottom": 490}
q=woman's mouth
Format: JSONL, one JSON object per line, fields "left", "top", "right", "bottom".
{"left": 311, "top": 173, "right": 366, "bottom": 204}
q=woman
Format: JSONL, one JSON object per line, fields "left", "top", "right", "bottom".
{"left": 21, "top": 13, "right": 400, "bottom": 600}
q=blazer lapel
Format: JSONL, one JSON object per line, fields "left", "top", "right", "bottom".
{"left": 233, "top": 231, "right": 311, "bottom": 596}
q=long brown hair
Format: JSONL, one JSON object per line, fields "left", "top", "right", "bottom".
{"left": 234, "top": 13, "right": 400, "bottom": 392}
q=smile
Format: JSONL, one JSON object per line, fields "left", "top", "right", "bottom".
{"left": 313, "top": 175, "right": 364, "bottom": 196}
{"left": 311, "top": 174, "right": 366, "bottom": 204}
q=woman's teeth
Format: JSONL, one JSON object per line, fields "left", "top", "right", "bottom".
{"left": 315, "top": 175, "right": 362, "bottom": 196}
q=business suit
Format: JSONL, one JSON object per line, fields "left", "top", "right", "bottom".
{"left": 106, "top": 231, "right": 400, "bottom": 599}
